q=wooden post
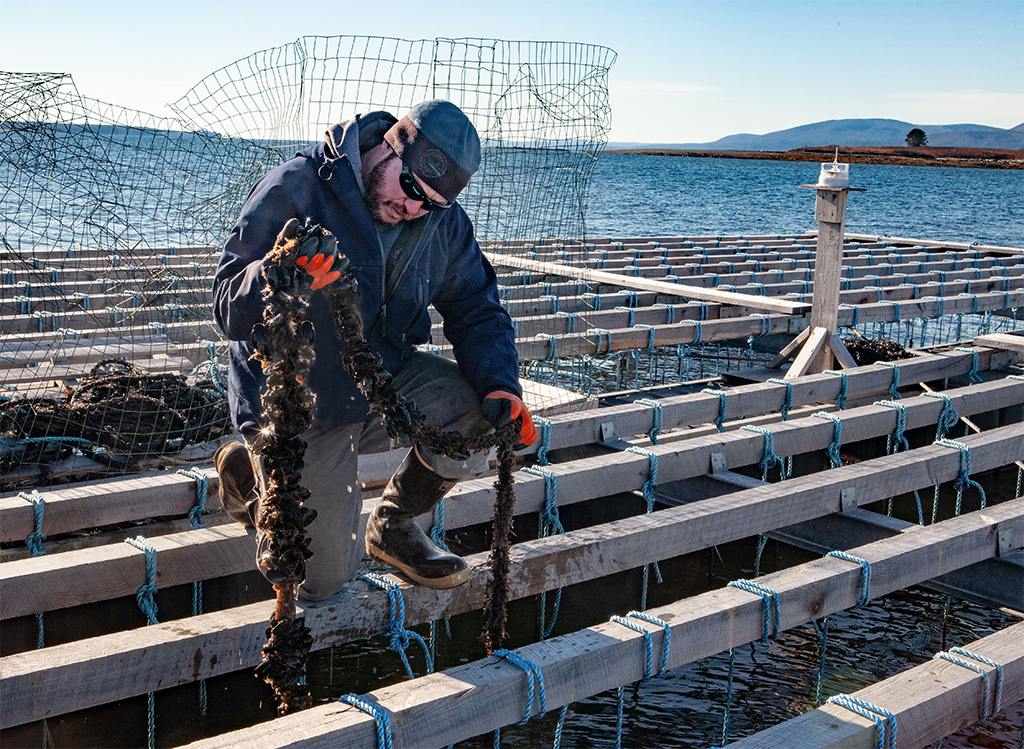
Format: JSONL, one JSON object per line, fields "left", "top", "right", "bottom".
{"left": 776, "top": 183, "right": 865, "bottom": 378}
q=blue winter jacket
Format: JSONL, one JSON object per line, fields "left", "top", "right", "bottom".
{"left": 213, "top": 111, "right": 521, "bottom": 436}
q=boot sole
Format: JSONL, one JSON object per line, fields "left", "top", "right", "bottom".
{"left": 365, "top": 543, "right": 470, "bottom": 589}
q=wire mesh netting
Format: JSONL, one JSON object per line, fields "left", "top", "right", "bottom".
{"left": 0, "top": 37, "right": 617, "bottom": 490}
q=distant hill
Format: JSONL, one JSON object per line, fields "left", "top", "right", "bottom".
{"left": 608, "top": 118, "right": 1024, "bottom": 151}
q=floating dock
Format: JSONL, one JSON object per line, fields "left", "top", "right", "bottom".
{"left": 2, "top": 231, "right": 1023, "bottom": 748}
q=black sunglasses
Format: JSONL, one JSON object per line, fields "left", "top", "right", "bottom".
{"left": 398, "top": 162, "right": 450, "bottom": 211}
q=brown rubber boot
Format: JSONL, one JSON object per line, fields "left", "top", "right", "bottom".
{"left": 365, "top": 446, "right": 469, "bottom": 589}
{"left": 214, "top": 440, "right": 259, "bottom": 528}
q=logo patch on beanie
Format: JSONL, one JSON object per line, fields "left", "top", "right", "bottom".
{"left": 417, "top": 149, "right": 449, "bottom": 179}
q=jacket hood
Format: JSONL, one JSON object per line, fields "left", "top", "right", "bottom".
{"left": 323, "top": 110, "right": 398, "bottom": 191}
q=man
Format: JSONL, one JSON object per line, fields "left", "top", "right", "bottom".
{"left": 212, "top": 100, "right": 536, "bottom": 601}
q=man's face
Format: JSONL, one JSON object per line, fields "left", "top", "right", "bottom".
{"left": 363, "top": 146, "right": 449, "bottom": 226}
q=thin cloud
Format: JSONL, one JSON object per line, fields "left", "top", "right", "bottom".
{"left": 889, "top": 90, "right": 1024, "bottom": 121}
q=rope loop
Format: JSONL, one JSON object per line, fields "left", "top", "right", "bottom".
{"left": 534, "top": 417, "right": 552, "bottom": 465}
{"left": 812, "top": 412, "right": 843, "bottom": 469}
{"left": 125, "top": 536, "right": 160, "bottom": 625}
{"left": 740, "top": 425, "right": 785, "bottom": 481}
{"left": 626, "top": 446, "right": 659, "bottom": 512}
{"left": 934, "top": 438, "right": 987, "bottom": 512}
{"left": 18, "top": 490, "right": 47, "bottom": 556}
{"left": 492, "top": 649, "right": 547, "bottom": 724}
{"left": 753, "top": 313, "right": 772, "bottom": 336}
{"left": 610, "top": 615, "right": 655, "bottom": 682}
{"left": 555, "top": 311, "right": 576, "bottom": 334}
{"left": 922, "top": 391, "right": 959, "bottom": 440}
{"left": 176, "top": 468, "right": 209, "bottom": 529}
{"left": 687, "top": 319, "right": 703, "bottom": 345}
{"left": 338, "top": 694, "right": 394, "bottom": 749}
{"left": 826, "top": 550, "right": 872, "bottom": 607}
{"left": 954, "top": 347, "right": 982, "bottom": 383}
{"left": 360, "top": 573, "right": 434, "bottom": 677}
{"left": 625, "top": 611, "right": 672, "bottom": 675}
{"left": 828, "top": 694, "right": 897, "bottom": 749}
{"left": 592, "top": 328, "right": 612, "bottom": 356}
{"left": 879, "top": 362, "right": 902, "bottom": 399}
{"left": 634, "top": 324, "right": 656, "bottom": 350}
{"left": 521, "top": 466, "right": 564, "bottom": 536}
{"left": 839, "top": 303, "right": 860, "bottom": 328}
{"left": 634, "top": 398, "right": 663, "bottom": 445}
{"left": 875, "top": 399, "right": 910, "bottom": 454}
{"left": 766, "top": 378, "right": 793, "bottom": 421}
{"left": 701, "top": 388, "right": 727, "bottom": 432}
{"left": 537, "top": 333, "right": 557, "bottom": 361}
{"left": 946, "top": 647, "right": 1003, "bottom": 717}
{"left": 727, "top": 579, "right": 781, "bottom": 641}
{"left": 823, "top": 369, "right": 849, "bottom": 409}
{"left": 654, "top": 303, "right": 675, "bottom": 324}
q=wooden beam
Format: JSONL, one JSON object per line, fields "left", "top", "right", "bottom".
{"left": 833, "top": 231, "right": 1024, "bottom": 256}
{"left": 173, "top": 501, "right": 1024, "bottom": 749}
{"left": 3, "top": 427, "right": 1022, "bottom": 726}
{"left": 729, "top": 621, "right": 1024, "bottom": 749}
{"left": 974, "top": 332, "right": 1024, "bottom": 355}
{"left": 484, "top": 253, "right": 811, "bottom": 314}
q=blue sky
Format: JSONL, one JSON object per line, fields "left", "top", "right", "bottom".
{"left": 4, "top": 0, "right": 1022, "bottom": 143}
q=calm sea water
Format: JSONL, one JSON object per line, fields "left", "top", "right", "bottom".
{"left": 585, "top": 154, "right": 1024, "bottom": 248}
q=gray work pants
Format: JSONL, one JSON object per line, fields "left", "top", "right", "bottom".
{"left": 245, "top": 351, "right": 493, "bottom": 600}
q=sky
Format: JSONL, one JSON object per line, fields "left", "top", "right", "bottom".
{"left": 3, "top": 0, "right": 1022, "bottom": 144}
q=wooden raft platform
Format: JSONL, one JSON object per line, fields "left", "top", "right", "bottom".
{"left": 2, "top": 233, "right": 1024, "bottom": 747}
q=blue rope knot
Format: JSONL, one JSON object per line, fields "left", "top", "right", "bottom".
{"left": 753, "top": 313, "right": 772, "bottom": 336}
{"left": 954, "top": 347, "right": 982, "bottom": 383}
{"left": 634, "top": 324, "right": 656, "bottom": 350}
{"left": 812, "top": 412, "right": 844, "bottom": 469}
{"left": 687, "top": 319, "right": 703, "bottom": 345}
{"left": 923, "top": 295, "right": 945, "bottom": 318}
{"left": 541, "top": 294, "right": 559, "bottom": 314}
{"left": 610, "top": 615, "right": 656, "bottom": 682}
{"left": 823, "top": 369, "right": 849, "bottom": 409}
{"left": 625, "top": 611, "right": 671, "bottom": 674}
{"left": 922, "top": 391, "right": 959, "bottom": 439}
{"left": 521, "top": 466, "right": 564, "bottom": 537}
{"left": 879, "top": 362, "right": 902, "bottom": 400}
{"left": 943, "top": 647, "right": 1004, "bottom": 717}
{"left": 555, "top": 311, "right": 576, "bottom": 333}
{"left": 592, "top": 328, "right": 612, "bottom": 356}
{"left": 826, "top": 550, "right": 872, "bottom": 607}
{"left": 338, "top": 694, "right": 393, "bottom": 749}
{"left": 727, "top": 579, "right": 781, "bottom": 641}
{"left": 537, "top": 333, "right": 557, "bottom": 361}
{"left": 626, "top": 446, "right": 659, "bottom": 512}
{"left": 839, "top": 303, "right": 860, "bottom": 328}
{"left": 875, "top": 399, "right": 910, "bottom": 454}
{"left": 360, "top": 572, "right": 434, "bottom": 678}
{"left": 634, "top": 398, "right": 663, "bottom": 444}
{"left": 654, "top": 303, "right": 675, "bottom": 324}
{"left": 125, "top": 536, "right": 159, "bottom": 625}
{"left": 934, "top": 438, "right": 987, "bottom": 513}
{"left": 18, "top": 490, "right": 47, "bottom": 556}
{"left": 492, "top": 649, "right": 547, "bottom": 724}
{"left": 766, "top": 378, "right": 793, "bottom": 421}
{"left": 176, "top": 468, "right": 209, "bottom": 529}
{"left": 740, "top": 425, "right": 786, "bottom": 481}
{"left": 827, "top": 694, "right": 898, "bottom": 749}
{"left": 688, "top": 301, "right": 710, "bottom": 321}
{"left": 534, "top": 417, "right": 552, "bottom": 465}
{"left": 701, "top": 388, "right": 727, "bottom": 432}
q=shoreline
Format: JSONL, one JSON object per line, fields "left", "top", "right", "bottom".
{"left": 602, "top": 145, "right": 1024, "bottom": 170}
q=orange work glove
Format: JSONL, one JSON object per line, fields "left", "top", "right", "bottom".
{"left": 281, "top": 219, "right": 342, "bottom": 291}
{"left": 482, "top": 390, "right": 537, "bottom": 449}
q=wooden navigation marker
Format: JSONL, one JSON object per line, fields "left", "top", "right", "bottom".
{"left": 771, "top": 166, "right": 865, "bottom": 377}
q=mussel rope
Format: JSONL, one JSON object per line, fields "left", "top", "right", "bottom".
{"left": 252, "top": 223, "right": 521, "bottom": 714}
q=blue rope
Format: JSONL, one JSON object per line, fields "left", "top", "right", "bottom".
{"left": 534, "top": 417, "right": 553, "bottom": 465}
{"left": 934, "top": 650, "right": 999, "bottom": 719}
{"left": 492, "top": 649, "right": 547, "bottom": 723}
{"left": 875, "top": 400, "right": 910, "bottom": 454}
{"left": 767, "top": 378, "right": 793, "bottom": 421}
{"left": 954, "top": 347, "right": 982, "bottom": 383}
{"left": 947, "top": 647, "right": 1003, "bottom": 717}
{"left": 338, "top": 694, "right": 393, "bottom": 749}
{"left": 360, "top": 573, "right": 434, "bottom": 677}
{"left": 626, "top": 446, "right": 663, "bottom": 608}
{"left": 555, "top": 310, "right": 576, "bottom": 333}
{"left": 813, "top": 616, "right": 830, "bottom": 706}
{"left": 702, "top": 388, "right": 727, "bottom": 432}
{"left": 826, "top": 694, "right": 897, "bottom": 749}
{"left": 824, "top": 370, "right": 849, "bottom": 410}
{"left": 593, "top": 328, "right": 612, "bottom": 356}
{"left": 839, "top": 303, "right": 860, "bottom": 328}
{"left": 740, "top": 425, "right": 786, "bottom": 482}
{"left": 688, "top": 319, "right": 703, "bottom": 345}
{"left": 635, "top": 398, "right": 663, "bottom": 444}
{"left": 935, "top": 438, "right": 987, "bottom": 514}
{"left": 615, "top": 305, "right": 635, "bottom": 327}
{"left": 125, "top": 535, "right": 159, "bottom": 749}
{"left": 880, "top": 362, "right": 902, "bottom": 400}
{"left": 812, "top": 412, "right": 844, "bottom": 469}
{"left": 538, "top": 333, "right": 557, "bottom": 361}
{"left": 922, "top": 391, "right": 959, "bottom": 440}
{"left": 728, "top": 579, "right": 781, "bottom": 641}
{"left": 521, "top": 466, "right": 564, "bottom": 638}
{"left": 610, "top": 615, "right": 656, "bottom": 683}
{"left": 18, "top": 490, "right": 47, "bottom": 649}
{"left": 826, "top": 551, "right": 872, "bottom": 607}
{"left": 176, "top": 467, "right": 209, "bottom": 714}
{"left": 655, "top": 303, "right": 675, "bottom": 324}
{"left": 720, "top": 647, "right": 737, "bottom": 746}
{"left": 635, "top": 324, "right": 656, "bottom": 351}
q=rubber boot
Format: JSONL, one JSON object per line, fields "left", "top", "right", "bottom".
{"left": 365, "top": 446, "right": 469, "bottom": 589}
{"left": 214, "top": 440, "right": 259, "bottom": 528}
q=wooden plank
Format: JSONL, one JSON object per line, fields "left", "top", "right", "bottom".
{"left": 3, "top": 428, "right": 1022, "bottom": 726}
{"left": 785, "top": 326, "right": 830, "bottom": 378}
{"left": 8, "top": 375, "right": 1024, "bottom": 616}
{"left": 975, "top": 332, "right": 1024, "bottom": 355}
{"left": 835, "top": 231, "right": 1024, "bottom": 256}
{"left": 484, "top": 252, "right": 812, "bottom": 314}
{"left": 172, "top": 502, "right": 1024, "bottom": 749}
{"left": 730, "top": 621, "right": 1024, "bottom": 749}
{"left": 1, "top": 349, "right": 1013, "bottom": 540}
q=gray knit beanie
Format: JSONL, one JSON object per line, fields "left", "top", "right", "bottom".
{"left": 383, "top": 100, "right": 481, "bottom": 202}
